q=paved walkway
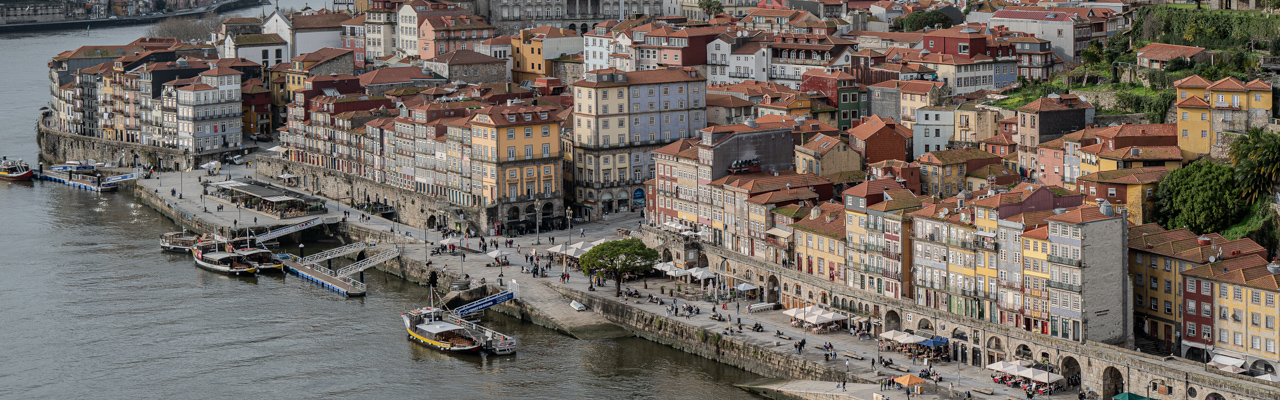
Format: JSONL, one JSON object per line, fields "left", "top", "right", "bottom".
{"left": 150, "top": 153, "right": 1072, "bottom": 399}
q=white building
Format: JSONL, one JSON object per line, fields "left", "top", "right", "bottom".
{"left": 175, "top": 67, "right": 243, "bottom": 153}
{"left": 912, "top": 105, "right": 955, "bottom": 155}
{"left": 706, "top": 33, "right": 770, "bottom": 85}
{"left": 262, "top": 10, "right": 349, "bottom": 57}
{"left": 221, "top": 33, "right": 288, "bottom": 67}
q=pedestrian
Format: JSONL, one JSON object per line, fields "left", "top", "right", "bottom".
{"left": 253, "top": 217, "right": 257, "bottom": 225}
{"left": 846, "top": 359, "right": 850, "bottom": 372}
{"left": 461, "top": 254, "right": 466, "bottom": 262}
{"left": 580, "top": 228, "right": 584, "bottom": 237}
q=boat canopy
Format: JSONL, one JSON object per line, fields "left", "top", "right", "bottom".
{"left": 202, "top": 252, "right": 238, "bottom": 261}
{"left": 417, "top": 321, "right": 464, "bottom": 335}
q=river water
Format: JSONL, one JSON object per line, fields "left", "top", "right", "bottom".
{"left": 0, "top": 9, "right": 761, "bottom": 399}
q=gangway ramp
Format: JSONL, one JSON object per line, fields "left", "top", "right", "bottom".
{"left": 334, "top": 247, "right": 401, "bottom": 277}
{"left": 452, "top": 290, "right": 515, "bottom": 317}
{"left": 256, "top": 217, "right": 324, "bottom": 242}
{"left": 300, "top": 242, "right": 372, "bottom": 265}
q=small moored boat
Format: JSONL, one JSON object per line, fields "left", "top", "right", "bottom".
{"left": 192, "top": 249, "right": 257, "bottom": 275}
{"left": 0, "top": 158, "right": 32, "bottom": 181}
{"left": 237, "top": 248, "right": 284, "bottom": 273}
{"left": 160, "top": 231, "right": 198, "bottom": 252}
{"left": 401, "top": 306, "right": 481, "bottom": 353}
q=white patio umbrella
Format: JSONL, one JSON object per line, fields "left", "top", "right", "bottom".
{"left": 1255, "top": 374, "right": 1280, "bottom": 382}
{"left": 653, "top": 261, "right": 674, "bottom": 272}
{"left": 590, "top": 238, "right": 611, "bottom": 246}
{"left": 735, "top": 282, "right": 758, "bottom": 291}
{"left": 666, "top": 268, "right": 691, "bottom": 277}
{"left": 986, "top": 361, "right": 1017, "bottom": 372}
{"left": 900, "top": 334, "right": 928, "bottom": 344}
{"left": 785, "top": 305, "right": 822, "bottom": 318}
{"left": 1017, "top": 368, "right": 1064, "bottom": 383}
{"left": 879, "top": 330, "right": 905, "bottom": 340}
{"left": 439, "top": 238, "right": 461, "bottom": 245}
{"left": 1004, "top": 365, "right": 1033, "bottom": 376}
{"left": 688, "top": 267, "right": 715, "bottom": 280}
{"left": 199, "top": 161, "right": 220, "bottom": 169}
{"left": 564, "top": 247, "right": 589, "bottom": 258}
{"left": 485, "top": 250, "right": 511, "bottom": 259}
{"left": 545, "top": 244, "right": 567, "bottom": 254}
{"left": 823, "top": 311, "right": 849, "bottom": 322}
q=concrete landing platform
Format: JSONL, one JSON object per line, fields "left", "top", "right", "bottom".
{"left": 509, "top": 280, "right": 631, "bottom": 340}
{"left": 738, "top": 379, "right": 886, "bottom": 400}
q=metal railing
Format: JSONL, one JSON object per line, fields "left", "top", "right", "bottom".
{"left": 1047, "top": 254, "right": 1081, "bottom": 267}
{"left": 1046, "top": 281, "right": 1081, "bottom": 292}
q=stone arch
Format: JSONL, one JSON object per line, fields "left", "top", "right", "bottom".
{"left": 542, "top": 201, "right": 555, "bottom": 217}
{"left": 884, "top": 310, "right": 901, "bottom": 331}
{"left": 719, "top": 259, "right": 730, "bottom": 272}
{"left": 568, "top": 23, "right": 577, "bottom": 32}
{"left": 1015, "top": 344, "right": 1032, "bottom": 359}
{"left": 507, "top": 206, "right": 520, "bottom": 221}
{"left": 524, "top": 204, "right": 537, "bottom": 219}
{"left": 1204, "top": 393, "right": 1226, "bottom": 400}
{"left": 917, "top": 318, "right": 932, "bottom": 332}
{"left": 766, "top": 275, "right": 779, "bottom": 303}
{"left": 987, "top": 337, "right": 1003, "bottom": 351}
{"left": 806, "top": 290, "right": 814, "bottom": 300}
{"left": 580, "top": 24, "right": 589, "bottom": 34}
{"left": 426, "top": 215, "right": 438, "bottom": 228}
{"left": 840, "top": 297, "right": 847, "bottom": 310}
{"left": 819, "top": 291, "right": 828, "bottom": 304}
{"left": 1251, "top": 359, "right": 1276, "bottom": 375}
{"left": 1101, "top": 366, "right": 1125, "bottom": 399}
{"left": 1061, "top": 356, "right": 1081, "bottom": 382}
{"left": 661, "top": 248, "right": 673, "bottom": 262}
{"left": 696, "top": 253, "right": 709, "bottom": 269}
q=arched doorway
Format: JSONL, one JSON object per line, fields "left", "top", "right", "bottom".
{"left": 426, "top": 215, "right": 437, "bottom": 229}
{"left": 1204, "top": 393, "right": 1225, "bottom": 400}
{"left": 884, "top": 310, "right": 901, "bottom": 331}
{"left": 766, "top": 275, "right": 779, "bottom": 303}
{"left": 1101, "top": 366, "right": 1124, "bottom": 399}
{"left": 986, "top": 337, "right": 1003, "bottom": 364}
{"left": 507, "top": 206, "right": 520, "bottom": 221}
{"left": 1015, "top": 344, "right": 1032, "bottom": 359}
{"left": 1061, "top": 356, "right": 1081, "bottom": 384}
{"left": 662, "top": 249, "right": 673, "bottom": 262}
{"left": 568, "top": 23, "right": 578, "bottom": 33}
{"left": 972, "top": 348, "right": 982, "bottom": 367}
{"left": 524, "top": 204, "right": 537, "bottom": 220}
{"left": 697, "top": 253, "right": 709, "bottom": 269}
{"left": 820, "top": 291, "right": 828, "bottom": 304}
{"left": 1185, "top": 347, "right": 1208, "bottom": 363}
{"left": 1251, "top": 360, "right": 1276, "bottom": 375}
{"left": 917, "top": 318, "right": 932, "bottom": 332}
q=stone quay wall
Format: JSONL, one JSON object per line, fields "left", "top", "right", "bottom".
{"left": 36, "top": 121, "right": 249, "bottom": 168}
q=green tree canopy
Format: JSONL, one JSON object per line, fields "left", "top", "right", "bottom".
{"left": 1229, "top": 127, "right": 1280, "bottom": 204}
{"left": 1152, "top": 160, "right": 1249, "bottom": 234}
{"left": 899, "top": 11, "right": 954, "bottom": 32}
{"left": 579, "top": 238, "right": 659, "bottom": 297}
{"left": 698, "top": 0, "right": 724, "bottom": 18}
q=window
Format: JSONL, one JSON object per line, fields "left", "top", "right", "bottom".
{"left": 1188, "top": 322, "right": 1197, "bottom": 337}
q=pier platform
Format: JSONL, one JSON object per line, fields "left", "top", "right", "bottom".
{"left": 282, "top": 258, "right": 366, "bottom": 297}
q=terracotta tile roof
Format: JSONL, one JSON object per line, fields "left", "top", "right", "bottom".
{"left": 1077, "top": 166, "right": 1168, "bottom": 185}
{"left": 480, "top": 35, "right": 514, "bottom": 45}
{"left": 789, "top": 202, "right": 847, "bottom": 239}
{"left": 1094, "top": 123, "right": 1175, "bottom": 139}
{"left": 1135, "top": 227, "right": 1266, "bottom": 265}
{"left": 867, "top": 189, "right": 923, "bottom": 212}
{"left": 572, "top": 67, "right": 703, "bottom": 88}
{"left": 289, "top": 13, "right": 352, "bottom": 30}
{"left": 1207, "top": 76, "right": 1249, "bottom": 92}
{"left": 1174, "top": 75, "right": 1212, "bottom": 89}
{"left": 1097, "top": 146, "right": 1182, "bottom": 161}
{"left": 707, "top": 80, "right": 797, "bottom": 98}
{"left": 847, "top": 30, "right": 923, "bottom": 44}
{"left": 341, "top": 14, "right": 366, "bottom": 25}
{"left": 908, "top": 197, "right": 972, "bottom": 225}
{"left": 991, "top": 9, "right": 1086, "bottom": 22}
{"left": 967, "top": 163, "right": 1016, "bottom": 179}
{"left": 868, "top": 79, "right": 946, "bottom": 94}
{"left": 747, "top": 187, "right": 819, "bottom": 204}
{"left": 706, "top": 93, "right": 755, "bottom": 108}
{"left": 1183, "top": 255, "right": 1280, "bottom": 292}
{"left": 1045, "top": 205, "right": 1119, "bottom": 224}
{"left": 177, "top": 83, "right": 216, "bottom": 91}
{"left": 917, "top": 148, "right": 999, "bottom": 165}
{"left": 468, "top": 104, "right": 563, "bottom": 127}
{"left": 824, "top": 170, "right": 868, "bottom": 184}
{"left": 358, "top": 67, "right": 431, "bottom": 85}
{"left": 523, "top": 25, "right": 580, "bottom": 39}
{"left": 771, "top": 204, "right": 812, "bottom": 219}
{"left": 422, "top": 15, "right": 494, "bottom": 31}
{"left": 1018, "top": 94, "right": 1093, "bottom": 112}
{"left": 223, "top": 17, "right": 261, "bottom": 24}
{"left": 1039, "top": 137, "right": 1065, "bottom": 150}
{"left": 982, "top": 133, "right": 1016, "bottom": 145}
{"left": 290, "top": 47, "right": 352, "bottom": 65}
{"left": 1023, "top": 225, "right": 1048, "bottom": 240}
{"left": 1245, "top": 79, "right": 1272, "bottom": 91}
{"left": 846, "top": 115, "right": 910, "bottom": 140}
{"left": 844, "top": 177, "right": 908, "bottom": 197}
{"left": 233, "top": 33, "right": 286, "bottom": 46}
{"left": 199, "top": 66, "right": 240, "bottom": 76}
{"left": 724, "top": 173, "right": 830, "bottom": 194}
{"left": 799, "top": 133, "right": 845, "bottom": 156}
{"left": 1136, "top": 43, "right": 1205, "bottom": 62}
{"left": 423, "top": 49, "right": 504, "bottom": 65}
{"left": 1175, "top": 96, "right": 1210, "bottom": 108}
{"left": 653, "top": 138, "right": 699, "bottom": 157}
{"left": 802, "top": 68, "right": 858, "bottom": 81}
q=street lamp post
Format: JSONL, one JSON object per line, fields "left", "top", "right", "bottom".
{"left": 563, "top": 207, "right": 572, "bottom": 276}
{"left": 534, "top": 199, "right": 541, "bottom": 245}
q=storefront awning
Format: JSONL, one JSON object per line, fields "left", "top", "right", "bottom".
{"left": 764, "top": 227, "right": 792, "bottom": 238}
{"left": 1210, "top": 354, "right": 1246, "bottom": 368}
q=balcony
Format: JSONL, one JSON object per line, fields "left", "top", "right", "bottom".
{"left": 858, "top": 243, "right": 884, "bottom": 253}
{"left": 708, "top": 59, "right": 728, "bottom": 66}
{"left": 998, "top": 279, "right": 1021, "bottom": 289}
{"left": 1046, "top": 281, "right": 1081, "bottom": 292}
{"left": 1022, "top": 287, "right": 1044, "bottom": 298}
{"left": 728, "top": 71, "right": 755, "bottom": 79}
{"left": 1047, "top": 254, "right": 1081, "bottom": 267}
{"left": 771, "top": 57, "right": 829, "bottom": 67}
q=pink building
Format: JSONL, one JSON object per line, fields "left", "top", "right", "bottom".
{"left": 418, "top": 14, "right": 495, "bottom": 58}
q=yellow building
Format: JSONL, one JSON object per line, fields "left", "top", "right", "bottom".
{"left": 756, "top": 92, "right": 813, "bottom": 119}
{"left": 1129, "top": 224, "right": 1265, "bottom": 353}
{"left": 791, "top": 203, "right": 848, "bottom": 304}
{"left": 1173, "top": 75, "right": 1272, "bottom": 157}
{"left": 1020, "top": 224, "right": 1052, "bottom": 332}
{"left": 283, "top": 47, "right": 355, "bottom": 97}
{"left": 467, "top": 104, "right": 565, "bottom": 228}
{"left": 1183, "top": 254, "right": 1280, "bottom": 372}
{"left": 795, "top": 132, "right": 862, "bottom": 179}
{"left": 1076, "top": 167, "right": 1167, "bottom": 225}
{"left": 511, "top": 26, "right": 581, "bottom": 84}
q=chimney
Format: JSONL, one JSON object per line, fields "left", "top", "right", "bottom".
{"left": 810, "top": 207, "right": 821, "bottom": 219}
{"left": 1197, "top": 235, "right": 1211, "bottom": 246}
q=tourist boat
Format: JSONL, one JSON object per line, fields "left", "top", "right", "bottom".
{"left": 0, "top": 159, "right": 32, "bottom": 181}
{"left": 401, "top": 306, "right": 482, "bottom": 353}
{"left": 237, "top": 248, "right": 284, "bottom": 273}
{"left": 160, "top": 231, "right": 198, "bottom": 252}
{"left": 192, "top": 248, "right": 257, "bottom": 275}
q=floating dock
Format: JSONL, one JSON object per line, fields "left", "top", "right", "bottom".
{"left": 283, "top": 258, "right": 367, "bottom": 297}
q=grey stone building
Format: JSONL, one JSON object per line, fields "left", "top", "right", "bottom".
{"left": 484, "top": 0, "right": 665, "bottom": 35}
{"left": 422, "top": 49, "right": 509, "bottom": 84}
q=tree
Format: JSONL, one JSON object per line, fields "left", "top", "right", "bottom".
{"left": 146, "top": 12, "right": 221, "bottom": 42}
{"left": 1152, "top": 160, "right": 1249, "bottom": 234}
{"left": 579, "top": 238, "right": 659, "bottom": 297}
{"left": 1230, "top": 127, "right": 1280, "bottom": 204}
{"left": 899, "top": 10, "right": 954, "bottom": 32}
{"left": 698, "top": 0, "right": 723, "bottom": 18}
